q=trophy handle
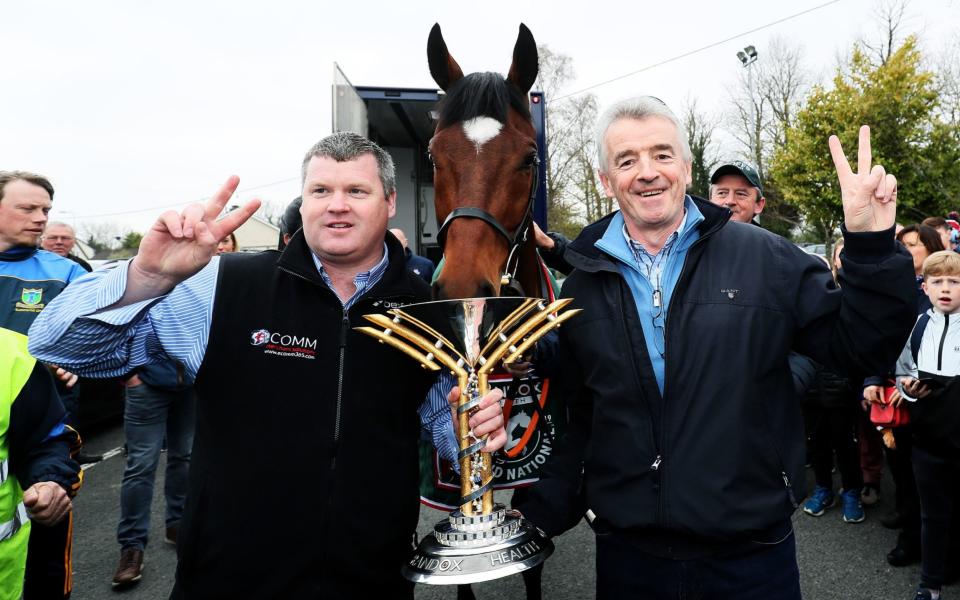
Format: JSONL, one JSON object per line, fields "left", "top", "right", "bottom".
{"left": 456, "top": 371, "right": 495, "bottom": 516}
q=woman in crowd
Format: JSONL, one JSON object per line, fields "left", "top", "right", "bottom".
{"left": 216, "top": 232, "right": 239, "bottom": 255}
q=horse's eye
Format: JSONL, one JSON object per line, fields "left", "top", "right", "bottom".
{"left": 426, "top": 151, "right": 436, "bottom": 168}
{"left": 521, "top": 153, "right": 538, "bottom": 170}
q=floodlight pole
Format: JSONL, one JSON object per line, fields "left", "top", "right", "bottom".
{"left": 738, "top": 46, "right": 759, "bottom": 169}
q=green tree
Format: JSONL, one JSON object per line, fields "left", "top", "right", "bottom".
{"left": 770, "top": 35, "right": 953, "bottom": 250}
{"left": 119, "top": 231, "right": 143, "bottom": 253}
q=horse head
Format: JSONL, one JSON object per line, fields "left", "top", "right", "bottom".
{"left": 427, "top": 23, "right": 540, "bottom": 300}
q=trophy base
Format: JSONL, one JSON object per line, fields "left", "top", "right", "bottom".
{"left": 403, "top": 506, "right": 553, "bottom": 585}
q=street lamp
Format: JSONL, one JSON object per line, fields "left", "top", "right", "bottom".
{"left": 737, "top": 45, "right": 759, "bottom": 173}
{"left": 737, "top": 45, "right": 758, "bottom": 67}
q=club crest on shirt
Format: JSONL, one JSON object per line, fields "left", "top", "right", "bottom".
{"left": 15, "top": 288, "right": 45, "bottom": 312}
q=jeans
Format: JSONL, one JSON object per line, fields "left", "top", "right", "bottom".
{"left": 596, "top": 529, "right": 802, "bottom": 600}
{"left": 117, "top": 382, "right": 195, "bottom": 550}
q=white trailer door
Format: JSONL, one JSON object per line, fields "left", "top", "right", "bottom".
{"left": 331, "top": 63, "right": 367, "bottom": 136}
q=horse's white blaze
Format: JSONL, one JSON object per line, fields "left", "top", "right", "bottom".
{"left": 462, "top": 117, "right": 503, "bottom": 152}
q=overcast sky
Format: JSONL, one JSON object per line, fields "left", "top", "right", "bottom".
{"left": 2, "top": 0, "right": 957, "bottom": 235}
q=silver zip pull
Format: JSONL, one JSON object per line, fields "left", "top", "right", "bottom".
{"left": 653, "top": 289, "right": 662, "bottom": 308}
{"left": 651, "top": 455, "right": 662, "bottom": 470}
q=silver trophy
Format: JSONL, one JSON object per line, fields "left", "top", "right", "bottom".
{"left": 356, "top": 297, "right": 580, "bottom": 584}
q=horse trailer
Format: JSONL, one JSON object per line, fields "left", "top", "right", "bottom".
{"left": 332, "top": 64, "right": 548, "bottom": 266}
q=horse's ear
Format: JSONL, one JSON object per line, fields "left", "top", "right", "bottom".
{"left": 507, "top": 23, "right": 538, "bottom": 94}
{"left": 427, "top": 23, "right": 463, "bottom": 92}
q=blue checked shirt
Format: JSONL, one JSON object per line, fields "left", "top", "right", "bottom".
{"left": 27, "top": 245, "right": 459, "bottom": 461}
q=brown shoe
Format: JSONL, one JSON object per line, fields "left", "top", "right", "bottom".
{"left": 112, "top": 547, "right": 143, "bottom": 588}
{"left": 164, "top": 526, "right": 178, "bottom": 546}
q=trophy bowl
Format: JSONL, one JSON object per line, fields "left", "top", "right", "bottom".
{"left": 356, "top": 297, "right": 579, "bottom": 585}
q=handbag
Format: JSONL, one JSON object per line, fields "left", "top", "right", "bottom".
{"left": 870, "top": 383, "right": 911, "bottom": 428}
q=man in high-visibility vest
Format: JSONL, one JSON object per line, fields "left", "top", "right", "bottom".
{"left": 0, "top": 326, "right": 80, "bottom": 600}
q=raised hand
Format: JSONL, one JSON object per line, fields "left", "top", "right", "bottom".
{"left": 828, "top": 125, "right": 897, "bottom": 232}
{"left": 127, "top": 176, "right": 260, "bottom": 300}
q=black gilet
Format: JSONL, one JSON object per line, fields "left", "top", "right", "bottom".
{"left": 172, "top": 231, "right": 435, "bottom": 599}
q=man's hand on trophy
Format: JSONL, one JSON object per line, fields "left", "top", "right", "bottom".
{"left": 447, "top": 386, "right": 507, "bottom": 453}
{"left": 125, "top": 176, "right": 261, "bottom": 302}
{"left": 503, "top": 356, "right": 533, "bottom": 377}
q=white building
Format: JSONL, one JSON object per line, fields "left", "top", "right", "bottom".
{"left": 229, "top": 212, "right": 280, "bottom": 253}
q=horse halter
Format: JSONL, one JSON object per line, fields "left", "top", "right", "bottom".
{"left": 436, "top": 154, "right": 540, "bottom": 294}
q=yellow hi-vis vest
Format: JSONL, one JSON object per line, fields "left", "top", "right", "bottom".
{"left": 0, "top": 327, "right": 35, "bottom": 600}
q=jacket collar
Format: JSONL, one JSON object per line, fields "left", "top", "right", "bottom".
{"left": 0, "top": 245, "right": 38, "bottom": 262}
{"left": 275, "top": 228, "right": 419, "bottom": 300}
{"left": 565, "top": 196, "right": 731, "bottom": 273}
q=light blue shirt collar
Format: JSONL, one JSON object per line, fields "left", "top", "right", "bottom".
{"left": 310, "top": 242, "right": 390, "bottom": 309}
{"left": 596, "top": 196, "right": 704, "bottom": 266}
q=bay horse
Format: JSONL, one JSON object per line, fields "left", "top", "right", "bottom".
{"left": 426, "top": 23, "right": 553, "bottom": 600}
{"left": 427, "top": 23, "right": 543, "bottom": 301}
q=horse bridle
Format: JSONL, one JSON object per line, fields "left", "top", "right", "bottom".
{"left": 435, "top": 154, "right": 540, "bottom": 294}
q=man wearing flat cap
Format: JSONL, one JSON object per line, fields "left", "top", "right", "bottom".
{"left": 710, "top": 160, "right": 766, "bottom": 224}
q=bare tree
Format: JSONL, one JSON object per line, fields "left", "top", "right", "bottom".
{"left": 726, "top": 36, "right": 809, "bottom": 181}
{"left": 564, "top": 96, "right": 609, "bottom": 224}
{"left": 759, "top": 38, "right": 809, "bottom": 150}
{"left": 681, "top": 97, "right": 720, "bottom": 198}
{"left": 78, "top": 221, "right": 122, "bottom": 257}
{"left": 536, "top": 44, "right": 602, "bottom": 237}
{"left": 859, "top": 0, "right": 911, "bottom": 67}
{"left": 724, "top": 37, "right": 810, "bottom": 238}
{"left": 937, "top": 37, "right": 960, "bottom": 126}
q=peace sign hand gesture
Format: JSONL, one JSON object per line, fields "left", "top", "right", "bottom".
{"left": 828, "top": 125, "right": 898, "bottom": 233}
{"left": 127, "top": 176, "right": 261, "bottom": 302}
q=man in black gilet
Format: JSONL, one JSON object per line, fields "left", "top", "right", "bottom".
{"left": 28, "top": 133, "right": 507, "bottom": 598}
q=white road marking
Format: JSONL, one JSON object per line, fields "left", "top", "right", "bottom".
{"left": 80, "top": 446, "right": 124, "bottom": 471}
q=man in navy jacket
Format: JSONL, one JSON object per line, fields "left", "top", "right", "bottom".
{"left": 517, "top": 96, "right": 915, "bottom": 599}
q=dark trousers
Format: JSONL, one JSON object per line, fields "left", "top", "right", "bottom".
{"left": 912, "top": 445, "right": 960, "bottom": 589}
{"left": 595, "top": 530, "right": 801, "bottom": 600}
{"left": 887, "top": 425, "right": 922, "bottom": 547}
{"left": 23, "top": 512, "right": 72, "bottom": 599}
{"left": 808, "top": 403, "right": 863, "bottom": 491}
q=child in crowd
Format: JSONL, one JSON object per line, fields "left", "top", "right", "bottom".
{"left": 802, "top": 244, "right": 865, "bottom": 524}
{"left": 893, "top": 250, "right": 960, "bottom": 600}
{"left": 801, "top": 364, "right": 865, "bottom": 523}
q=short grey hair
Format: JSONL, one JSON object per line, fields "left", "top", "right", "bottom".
{"left": 595, "top": 96, "right": 692, "bottom": 172}
{"left": 301, "top": 132, "right": 396, "bottom": 196}
{"left": 45, "top": 221, "right": 75, "bottom": 234}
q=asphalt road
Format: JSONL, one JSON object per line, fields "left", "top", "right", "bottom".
{"left": 66, "top": 420, "right": 942, "bottom": 599}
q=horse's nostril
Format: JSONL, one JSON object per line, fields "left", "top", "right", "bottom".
{"left": 477, "top": 281, "right": 497, "bottom": 298}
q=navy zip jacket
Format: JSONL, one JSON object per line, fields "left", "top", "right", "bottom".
{"left": 518, "top": 198, "right": 916, "bottom": 550}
